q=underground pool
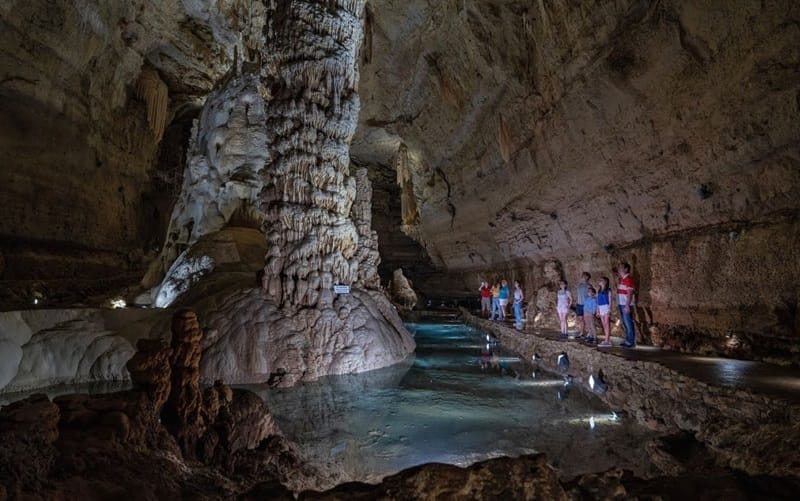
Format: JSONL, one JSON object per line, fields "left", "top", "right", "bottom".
{"left": 245, "top": 321, "right": 661, "bottom": 485}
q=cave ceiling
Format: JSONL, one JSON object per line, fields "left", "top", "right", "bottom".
{"left": 1, "top": 0, "right": 798, "bottom": 275}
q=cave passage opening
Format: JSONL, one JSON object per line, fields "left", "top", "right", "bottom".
{"left": 244, "top": 319, "right": 661, "bottom": 485}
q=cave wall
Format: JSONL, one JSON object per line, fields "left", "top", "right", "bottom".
{"left": 0, "top": 0, "right": 250, "bottom": 307}
{"left": 353, "top": 0, "right": 800, "bottom": 360}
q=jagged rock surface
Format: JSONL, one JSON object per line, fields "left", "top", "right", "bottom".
{"left": 389, "top": 268, "right": 418, "bottom": 311}
{"left": 260, "top": 0, "right": 367, "bottom": 309}
{"left": 147, "top": 70, "right": 268, "bottom": 296}
{"left": 0, "top": 308, "right": 320, "bottom": 499}
{"left": 353, "top": 0, "right": 800, "bottom": 362}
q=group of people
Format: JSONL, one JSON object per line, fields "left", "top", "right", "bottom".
{"left": 479, "top": 262, "right": 637, "bottom": 348}
{"left": 479, "top": 279, "right": 525, "bottom": 330}
{"left": 556, "top": 263, "right": 636, "bottom": 348}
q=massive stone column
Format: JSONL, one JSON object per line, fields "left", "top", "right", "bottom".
{"left": 261, "top": 0, "right": 367, "bottom": 309}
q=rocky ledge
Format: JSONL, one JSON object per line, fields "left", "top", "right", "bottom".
{"left": 461, "top": 310, "right": 800, "bottom": 480}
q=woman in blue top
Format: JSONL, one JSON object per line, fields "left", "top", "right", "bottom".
{"left": 498, "top": 280, "right": 510, "bottom": 320}
{"left": 596, "top": 277, "right": 612, "bottom": 347}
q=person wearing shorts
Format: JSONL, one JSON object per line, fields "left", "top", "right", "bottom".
{"left": 596, "top": 277, "right": 612, "bottom": 347}
{"left": 575, "top": 272, "right": 590, "bottom": 337}
{"left": 498, "top": 280, "right": 510, "bottom": 320}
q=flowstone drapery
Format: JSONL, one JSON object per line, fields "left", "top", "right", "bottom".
{"left": 261, "top": 0, "right": 368, "bottom": 309}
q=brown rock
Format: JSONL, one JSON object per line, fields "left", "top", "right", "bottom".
{"left": 126, "top": 338, "right": 172, "bottom": 409}
{"left": 162, "top": 308, "right": 205, "bottom": 457}
{"left": 288, "top": 454, "right": 567, "bottom": 500}
{"left": 0, "top": 395, "right": 60, "bottom": 495}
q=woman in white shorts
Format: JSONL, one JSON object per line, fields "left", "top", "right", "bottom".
{"left": 556, "top": 280, "right": 572, "bottom": 337}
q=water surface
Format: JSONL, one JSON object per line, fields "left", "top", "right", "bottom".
{"left": 248, "top": 321, "right": 659, "bottom": 483}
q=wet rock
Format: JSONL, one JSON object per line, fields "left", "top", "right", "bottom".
{"left": 290, "top": 454, "right": 567, "bottom": 500}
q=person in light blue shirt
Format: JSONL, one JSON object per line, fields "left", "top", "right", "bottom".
{"left": 583, "top": 286, "right": 598, "bottom": 344}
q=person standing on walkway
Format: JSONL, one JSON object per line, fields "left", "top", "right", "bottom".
{"left": 596, "top": 277, "right": 612, "bottom": 347}
{"left": 489, "top": 281, "right": 501, "bottom": 320}
{"left": 513, "top": 281, "right": 524, "bottom": 330}
{"left": 498, "top": 280, "right": 510, "bottom": 320}
{"left": 616, "top": 263, "right": 636, "bottom": 348}
{"left": 556, "top": 280, "right": 572, "bottom": 337}
{"left": 575, "top": 272, "right": 591, "bottom": 338}
{"left": 479, "top": 281, "right": 492, "bottom": 318}
{"left": 583, "top": 286, "right": 598, "bottom": 344}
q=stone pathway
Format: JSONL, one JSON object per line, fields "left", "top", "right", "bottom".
{"left": 472, "top": 311, "right": 800, "bottom": 403}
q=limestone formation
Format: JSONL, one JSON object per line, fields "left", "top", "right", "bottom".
{"left": 261, "top": 0, "right": 367, "bottom": 309}
{"left": 389, "top": 268, "right": 418, "bottom": 311}
{"left": 162, "top": 309, "right": 205, "bottom": 456}
{"left": 125, "top": 338, "right": 171, "bottom": 409}
{"left": 0, "top": 308, "right": 171, "bottom": 394}
{"left": 147, "top": 69, "right": 268, "bottom": 298}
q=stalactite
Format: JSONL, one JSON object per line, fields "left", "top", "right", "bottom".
{"left": 497, "top": 114, "right": 513, "bottom": 163}
{"left": 135, "top": 68, "right": 168, "bottom": 144}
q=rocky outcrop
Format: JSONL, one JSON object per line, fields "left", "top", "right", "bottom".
{"left": 389, "top": 268, "right": 418, "bottom": 310}
{"left": 0, "top": 0, "right": 261, "bottom": 308}
{"left": 146, "top": 70, "right": 268, "bottom": 298}
{"left": 261, "top": 0, "right": 367, "bottom": 309}
{"left": 0, "top": 308, "right": 315, "bottom": 499}
{"left": 247, "top": 454, "right": 568, "bottom": 500}
{"left": 0, "top": 307, "right": 174, "bottom": 394}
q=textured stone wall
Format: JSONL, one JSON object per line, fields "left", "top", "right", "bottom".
{"left": 0, "top": 0, "right": 252, "bottom": 306}
{"left": 355, "top": 0, "right": 800, "bottom": 359}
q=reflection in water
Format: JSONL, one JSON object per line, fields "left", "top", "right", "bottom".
{"left": 244, "top": 322, "right": 659, "bottom": 484}
{"left": 0, "top": 380, "right": 132, "bottom": 407}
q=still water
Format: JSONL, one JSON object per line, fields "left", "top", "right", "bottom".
{"left": 247, "top": 321, "right": 659, "bottom": 484}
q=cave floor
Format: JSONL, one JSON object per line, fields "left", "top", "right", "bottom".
{"left": 478, "top": 313, "right": 800, "bottom": 403}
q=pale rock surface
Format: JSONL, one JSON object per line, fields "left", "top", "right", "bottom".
{"left": 389, "top": 268, "right": 418, "bottom": 311}
{"left": 148, "top": 70, "right": 268, "bottom": 289}
{"left": 191, "top": 283, "right": 414, "bottom": 387}
{"left": 0, "top": 308, "right": 171, "bottom": 394}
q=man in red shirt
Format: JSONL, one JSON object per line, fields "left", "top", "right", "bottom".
{"left": 617, "top": 262, "right": 636, "bottom": 348}
{"left": 479, "top": 281, "right": 492, "bottom": 318}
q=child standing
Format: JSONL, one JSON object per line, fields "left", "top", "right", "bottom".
{"left": 596, "top": 277, "right": 612, "bottom": 347}
{"left": 556, "top": 280, "right": 572, "bottom": 338}
{"left": 583, "top": 286, "right": 598, "bottom": 344}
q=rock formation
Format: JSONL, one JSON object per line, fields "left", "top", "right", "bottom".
{"left": 0, "top": 309, "right": 317, "bottom": 499}
{"left": 389, "top": 268, "right": 418, "bottom": 311}
{"left": 146, "top": 69, "right": 268, "bottom": 301}
{"left": 261, "top": 0, "right": 366, "bottom": 309}
{"left": 353, "top": 0, "right": 800, "bottom": 363}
